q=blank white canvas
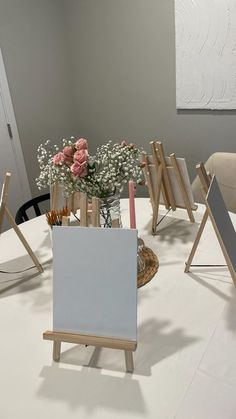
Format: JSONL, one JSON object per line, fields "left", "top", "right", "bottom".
{"left": 52, "top": 227, "right": 137, "bottom": 341}
{"left": 175, "top": 0, "right": 236, "bottom": 109}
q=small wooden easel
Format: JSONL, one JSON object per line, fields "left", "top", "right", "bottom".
{"left": 43, "top": 193, "right": 135, "bottom": 372}
{"left": 50, "top": 182, "right": 80, "bottom": 213}
{"left": 185, "top": 163, "right": 236, "bottom": 287}
{"left": 142, "top": 141, "right": 197, "bottom": 234}
{"left": 0, "top": 172, "right": 43, "bottom": 273}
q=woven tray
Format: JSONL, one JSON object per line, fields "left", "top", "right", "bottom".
{"left": 137, "top": 247, "right": 159, "bottom": 288}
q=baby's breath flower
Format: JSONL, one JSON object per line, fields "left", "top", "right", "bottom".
{"left": 36, "top": 138, "right": 144, "bottom": 199}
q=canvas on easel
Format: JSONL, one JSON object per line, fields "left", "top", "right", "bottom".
{"left": 0, "top": 172, "right": 43, "bottom": 273}
{"left": 185, "top": 163, "right": 236, "bottom": 287}
{"left": 43, "top": 193, "right": 136, "bottom": 373}
{"left": 142, "top": 141, "right": 197, "bottom": 234}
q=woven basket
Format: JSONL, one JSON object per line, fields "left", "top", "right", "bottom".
{"left": 137, "top": 247, "right": 159, "bottom": 288}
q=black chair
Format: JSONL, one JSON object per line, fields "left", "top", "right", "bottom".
{"left": 15, "top": 193, "right": 50, "bottom": 225}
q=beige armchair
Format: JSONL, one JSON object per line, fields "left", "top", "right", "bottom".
{"left": 191, "top": 152, "right": 236, "bottom": 213}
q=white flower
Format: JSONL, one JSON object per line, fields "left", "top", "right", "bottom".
{"left": 36, "top": 138, "right": 144, "bottom": 199}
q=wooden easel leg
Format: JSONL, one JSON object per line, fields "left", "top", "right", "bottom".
{"left": 53, "top": 341, "right": 61, "bottom": 362}
{"left": 0, "top": 172, "right": 11, "bottom": 234}
{"left": 142, "top": 152, "right": 155, "bottom": 210}
{"left": 185, "top": 209, "right": 209, "bottom": 272}
{"left": 91, "top": 197, "right": 100, "bottom": 227}
{"left": 73, "top": 191, "right": 80, "bottom": 211}
{"left": 5, "top": 207, "right": 43, "bottom": 273}
{"left": 157, "top": 142, "right": 176, "bottom": 211}
{"left": 170, "top": 153, "right": 195, "bottom": 223}
{"left": 124, "top": 350, "right": 134, "bottom": 373}
{"left": 51, "top": 182, "right": 59, "bottom": 211}
{"left": 150, "top": 141, "right": 170, "bottom": 210}
{"left": 152, "top": 165, "right": 162, "bottom": 235}
{"left": 0, "top": 204, "right": 5, "bottom": 235}
{"left": 66, "top": 195, "right": 72, "bottom": 213}
{"left": 44, "top": 331, "right": 137, "bottom": 371}
{"left": 80, "top": 193, "right": 88, "bottom": 227}
{"left": 196, "top": 162, "right": 211, "bottom": 194}
{"left": 111, "top": 218, "right": 120, "bottom": 228}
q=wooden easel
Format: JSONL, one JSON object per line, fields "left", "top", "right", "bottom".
{"left": 43, "top": 193, "right": 135, "bottom": 372}
{"left": 50, "top": 182, "right": 80, "bottom": 213}
{"left": 142, "top": 141, "right": 197, "bottom": 234}
{"left": 0, "top": 172, "right": 43, "bottom": 273}
{"left": 185, "top": 163, "right": 236, "bottom": 287}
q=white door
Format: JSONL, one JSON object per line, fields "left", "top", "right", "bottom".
{"left": 0, "top": 50, "right": 31, "bottom": 231}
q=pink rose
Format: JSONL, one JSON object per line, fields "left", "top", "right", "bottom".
{"left": 52, "top": 152, "right": 65, "bottom": 165}
{"left": 63, "top": 146, "right": 74, "bottom": 157}
{"left": 121, "top": 140, "right": 128, "bottom": 147}
{"left": 70, "top": 162, "right": 87, "bottom": 177}
{"left": 73, "top": 149, "right": 88, "bottom": 164}
{"left": 75, "top": 138, "right": 88, "bottom": 150}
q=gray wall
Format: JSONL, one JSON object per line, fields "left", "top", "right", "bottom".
{"left": 1, "top": 0, "right": 236, "bottom": 197}
{"left": 66, "top": 0, "right": 236, "bottom": 183}
{"left": 0, "top": 0, "right": 77, "bottom": 196}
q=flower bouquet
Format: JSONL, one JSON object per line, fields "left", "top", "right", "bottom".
{"left": 36, "top": 137, "right": 144, "bottom": 226}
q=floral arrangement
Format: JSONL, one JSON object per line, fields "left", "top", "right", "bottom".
{"left": 36, "top": 137, "right": 144, "bottom": 199}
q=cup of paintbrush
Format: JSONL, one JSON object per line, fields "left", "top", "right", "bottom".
{"left": 46, "top": 207, "right": 70, "bottom": 227}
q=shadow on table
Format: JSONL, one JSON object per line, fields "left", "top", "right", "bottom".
{"left": 0, "top": 253, "right": 52, "bottom": 298}
{"left": 186, "top": 269, "right": 232, "bottom": 288}
{"left": 156, "top": 219, "right": 199, "bottom": 245}
{"left": 186, "top": 270, "right": 236, "bottom": 333}
{"left": 38, "top": 317, "right": 198, "bottom": 413}
{"left": 134, "top": 318, "right": 199, "bottom": 376}
{"left": 38, "top": 362, "right": 147, "bottom": 415}
{"left": 40, "top": 317, "right": 199, "bottom": 380}
{"left": 142, "top": 216, "right": 199, "bottom": 246}
{"left": 226, "top": 286, "right": 236, "bottom": 332}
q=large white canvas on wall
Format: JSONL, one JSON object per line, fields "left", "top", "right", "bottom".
{"left": 52, "top": 227, "right": 137, "bottom": 341}
{"left": 175, "top": 0, "right": 236, "bottom": 109}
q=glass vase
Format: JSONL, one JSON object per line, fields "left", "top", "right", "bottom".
{"left": 99, "top": 193, "right": 121, "bottom": 228}
{"left": 137, "top": 237, "right": 146, "bottom": 273}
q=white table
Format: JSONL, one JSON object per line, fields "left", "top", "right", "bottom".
{"left": 1, "top": 198, "right": 236, "bottom": 419}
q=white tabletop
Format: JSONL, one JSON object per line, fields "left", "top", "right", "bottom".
{"left": 1, "top": 198, "right": 236, "bottom": 419}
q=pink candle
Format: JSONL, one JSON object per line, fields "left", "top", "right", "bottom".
{"left": 128, "top": 180, "right": 136, "bottom": 229}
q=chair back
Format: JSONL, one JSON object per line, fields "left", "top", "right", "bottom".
{"left": 192, "top": 153, "right": 236, "bottom": 213}
{"left": 15, "top": 193, "right": 50, "bottom": 224}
